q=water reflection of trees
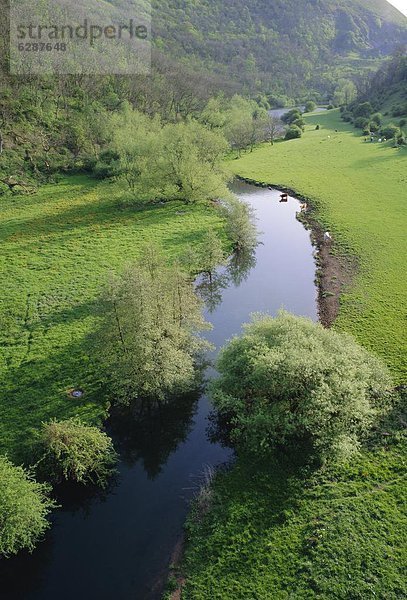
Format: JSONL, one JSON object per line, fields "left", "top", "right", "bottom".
{"left": 107, "top": 387, "right": 203, "bottom": 480}
{"left": 196, "top": 248, "right": 257, "bottom": 312}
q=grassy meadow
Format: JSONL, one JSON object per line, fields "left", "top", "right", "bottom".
{"left": 0, "top": 176, "right": 226, "bottom": 459}
{"left": 229, "top": 109, "right": 407, "bottom": 381}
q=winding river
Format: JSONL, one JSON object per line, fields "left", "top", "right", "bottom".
{"left": 1, "top": 181, "right": 317, "bottom": 600}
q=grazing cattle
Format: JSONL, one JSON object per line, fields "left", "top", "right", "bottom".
{"left": 324, "top": 232, "right": 332, "bottom": 243}
{"left": 280, "top": 193, "right": 288, "bottom": 203}
{"left": 299, "top": 203, "right": 308, "bottom": 212}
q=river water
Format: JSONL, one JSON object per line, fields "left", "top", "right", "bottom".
{"left": 1, "top": 182, "right": 317, "bottom": 600}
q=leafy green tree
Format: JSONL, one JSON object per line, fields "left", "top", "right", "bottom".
{"left": 0, "top": 456, "right": 55, "bottom": 557}
{"left": 282, "top": 109, "right": 302, "bottom": 125}
{"left": 285, "top": 125, "right": 302, "bottom": 140}
{"left": 211, "top": 313, "right": 392, "bottom": 463}
{"left": 160, "top": 121, "right": 231, "bottom": 203}
{"left": 196, "top": 231, "right": 226, "bottom": 281}
{"left": 98, "top": 245, "right": 212, "bottom": 405}
{"left": 333, "top": 79, "right": 357, "bottom": 106}
{"left": 221, "top": 196, "right": 257, "bottom": 252}
{"left": 380, "top": 124, "right": 400, "bottom": 139}
{"left": 371, "top": 112, "right": 383, "bottom": 125}
{"left": 36, "top": 418, "right": 117, "bottom": 487}
{"left": 353, "top": 102, "right": 373, "bottom": 119}
{"left": 354, "top": 116, "right": 370, "bottom": 129}
{"left": 305, "top": 101, "right": 316, "bottom": 112}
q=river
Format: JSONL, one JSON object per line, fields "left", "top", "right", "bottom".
{"left": 0, "top": 181, "right": 317, "bottom": 600}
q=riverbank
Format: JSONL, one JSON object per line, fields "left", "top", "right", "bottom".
{"left": 177, "top": 110, "right": 406, "bottom": 599}
{"left": 0, "top": 175, "right": 228, "bottom": 460}
{"left": 233, "top": 176, "right": 356, "bottom": 329}
{"left": 228, "top": 109, "right": 406, "bottom": 382}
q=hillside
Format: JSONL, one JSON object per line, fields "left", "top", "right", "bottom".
{"left": 151, "top": 0, "right": 407, "bottom": 97}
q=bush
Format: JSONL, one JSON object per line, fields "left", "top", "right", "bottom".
{"left": 285, "top": 125, "right": 302, "bottom": 140}
{"left": 0, "top": 456, "right": 55, "bottom": 557}
{"left": 380, "top": 124, "right": 400, "bottom": 139}
{"left": 341, "top": 111, "right": 353, "bottom": 122}
{"left": 211, "top": 313, "right": 392, "bottom": 463}
{"left": 353, "top": 102, "right": 373, "bottom": 119}
{"left": 305, "top": 101, "right": 316, "bottom": 113}
{"left": 281, "top": 109, "right": 302, "bottom": 125}
{"left": 328, "top": 104, "right": 335, "bottom": 110}
{"left": 36, "top": 418, "right": 117, "bottom": 487}
{"left": 292, "top": 118, "right": 305, "bottom": 131}
{"left": 399, "top": 118, "right": 406, "bottom": 129}
{"left": 397, "top": 134, "right": 406, "bottom": 146}
{"left": 371, "top": 112, "right": 383, "bottom": 125}
{"left": 369, "top": 121, "right": 380, "bottom": 133}
{"left": 354, "top": 116, "right": 370, "bottom": 129}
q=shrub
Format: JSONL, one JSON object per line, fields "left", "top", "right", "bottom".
{"left": 397, "top": 134, "right": 406, "bottom": 146}
{"left": 371, "top": 112, "right": 383, "bottom": 125}
{"left": 211, "top": 313, "right": 392, "bottom": 463}
{"left": 399, "top": 118, "right": 406, "bottom": 129}
{"left": 353, "top": 102, "right": 373, "bottom": 119}
{"left": 292, "top": 118, "right": 305, "bottom": 131}
{"left": 282, "top": 109, "right": 302, "bottom": 125}
{"left": 341, "top": 111, "right": 353, "bottom": 122}
{"left": 305, "top": 101, "right": 316, "bottom": 113}
{"left": 380, "top": 124, "right": 400, "bottom": 139}
{"left": 354, "top": 116, "right": 370, "bottom": 129}
{"left": 285, "top": 125, "right": 302, "bottom": 140}
{"left": 36, "top": 418, "right": 117, "bottom": 487}
{"left": 328, "top": 104, "right": 335, "bottom": 110}
{"left": 0, "top": 456, "right": 55, "bottom": 557}
{"left": 369, "top": 121, "right": 380, "bottom": 133}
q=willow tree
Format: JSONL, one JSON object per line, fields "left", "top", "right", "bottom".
{"left": 211, "top": 312, "right": 393, "bottom": 463}
{"left": 99, "top": 245, "right": 212, "bottom": 406}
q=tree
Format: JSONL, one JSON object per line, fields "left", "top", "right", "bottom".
{"left": 305, "top": 101, "right": 316, "bottom": 112}
{"left": 221, "top": 196, "right": 257, "bottom": 252}
{"left": 333, "top": 79, "right": 357, "bottom": 106}
{"left": 285, "top": 125, "right": 302, "bottom": 140}
{"left": 282, "top": 109, "right": 302, "bottom": 125}
{"left": 196, "top": 231, "right": 226, "bottom": 281}
{"left": 211, "top": 313, "right": 392, "bottom": 463}
{"left": 381, "top": 124, "right": 400, "bottom": 139}
{"left": 353, "top": 102, "right": 373, "bottom": 119}
{"left": 98, "top": 245, "right": 212, "bottom": 405}
{"left": 0, "top": 456, "right": 55, "bottom": 557}
{"left": 35, "top": 418, "right": 117, "bottom": 488}
{"left": 264, "top": 114, "right": 284, "bottom": 145}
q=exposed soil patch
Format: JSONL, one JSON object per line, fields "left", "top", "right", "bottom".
{"left": 236, "top": 176, "right": 358, "bottom": 328}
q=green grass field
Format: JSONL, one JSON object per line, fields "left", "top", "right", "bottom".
{"left": 0, "top": 176, "right": 226, "bottom": 459}
{"left": 182, "top": 430, "right": 406, "bottom": 599}
{"left": 229, "top": 110, "right": 407, "bottom": 381}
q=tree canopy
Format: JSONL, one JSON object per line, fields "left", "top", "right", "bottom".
{"left": 211, "top": 312, "right": 393, "bottom": 462}
{"left": 0, "top": 456, "right": 55, "bottom": 557}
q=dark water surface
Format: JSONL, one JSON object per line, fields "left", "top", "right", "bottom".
{"left": 1, "top": 182, "right": 317, "bottom": 600}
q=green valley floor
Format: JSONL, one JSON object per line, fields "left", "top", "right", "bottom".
{"left": 0, "top": 177, "right": 226, "bottom": 459}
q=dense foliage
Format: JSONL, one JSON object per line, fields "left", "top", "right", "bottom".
{"left": 35, "top": 418, "right": 117, "bottom": 487}
{"left": 0, "top": 456, "right": 55, "bottom": 556}
{"left": 152, "top": 0, "right": 407, "bottom": 97}
{"left": 98, "top": 245, "right": 212, "bottom": 405}
{"left": 211, "top": 313, "right": 392, "bottom": 462}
